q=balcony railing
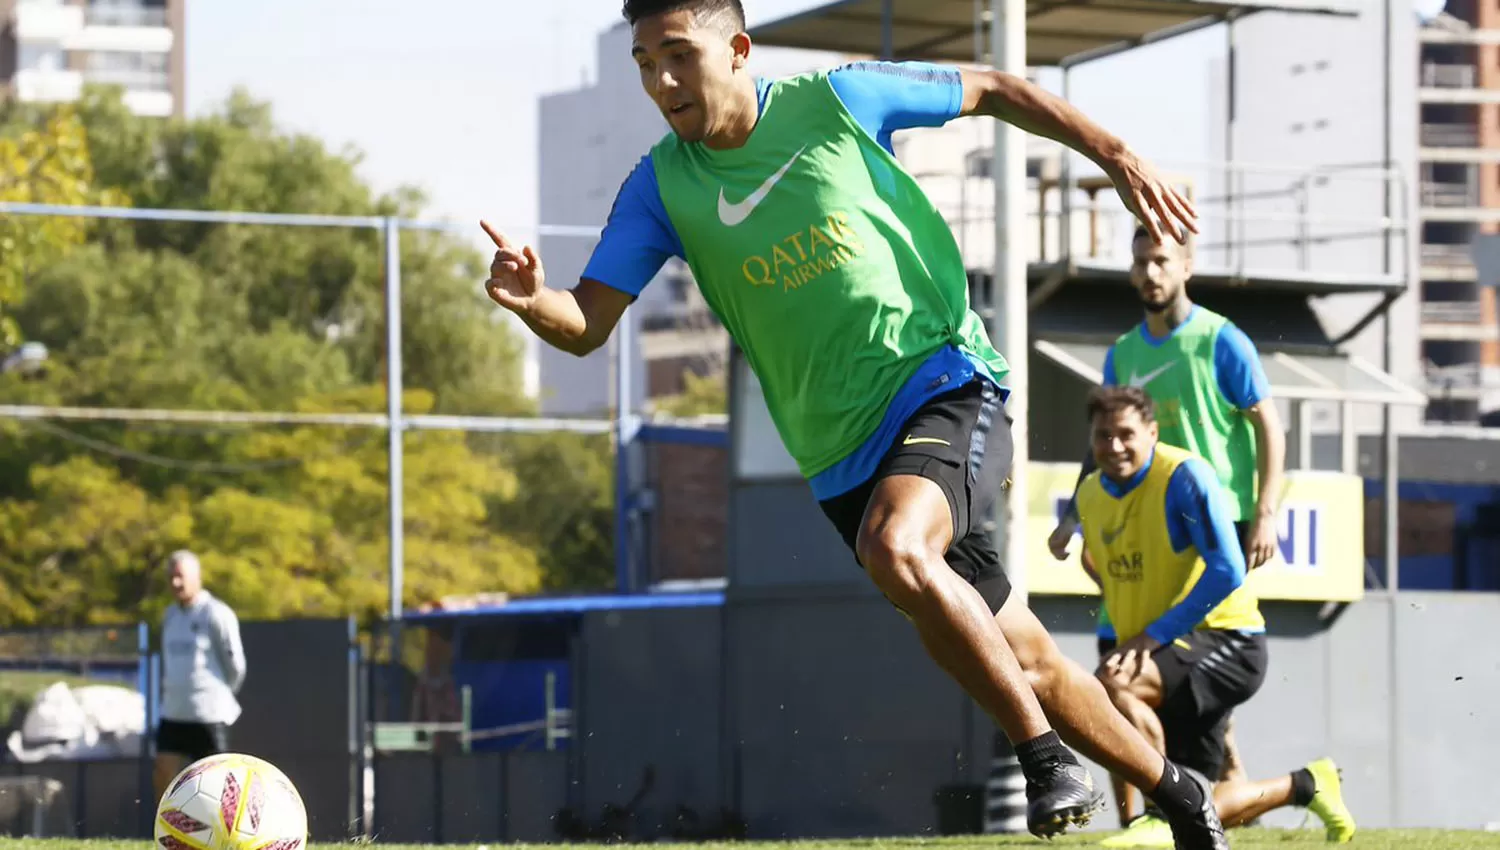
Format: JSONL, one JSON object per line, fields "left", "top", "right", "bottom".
{"left": 1425, "top": 362, "right": 1500, "bottom": 390}
{"left": 1422, "top": 62, "right": 1477, "bottom": 88}
{"left": 1421, "top": 179, "right": 1481, "bottom": 208}
{"left": 1421, "top": 300, "right": 1484, "bottom": 323}
{"left": 84, "top": 69, "right": 170, "bottom": 92}
{"left": 82, "top": 6, "right": 169, "bottom": 28}
{"left": 1422, "top": 243, "right": 1475, "bottom": 268}
{"left": 1420, "top": 122, "right": 1479, "bottom": 148}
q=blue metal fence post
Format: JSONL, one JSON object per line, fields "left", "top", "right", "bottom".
{"left": 137, "top": 621, "right": 154, "bottom": 830}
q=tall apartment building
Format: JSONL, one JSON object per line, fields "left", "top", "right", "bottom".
{"left": 1, "top": 0, "right": 183, "bottom": 118}
{"left": 1205, "top": 2, "right": 1425, "bottom": 433}
{"left": 1414, "top": 4, "right": 1500, "bottom": 423}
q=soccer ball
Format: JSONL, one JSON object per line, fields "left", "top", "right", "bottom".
{"left": 155, "top": 753, "right": 308, "bottom": 850}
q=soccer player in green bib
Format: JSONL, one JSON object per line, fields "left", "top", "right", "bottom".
{"left": 480, "top": 1, "right": 1225, "bottom": 845}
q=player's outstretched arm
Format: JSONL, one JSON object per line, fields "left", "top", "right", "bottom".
{"left": 481, "top": 220, "right": 632, "bottom": 357}
{"left": 956, "top": 68, "right": 1198, "bottom": 246}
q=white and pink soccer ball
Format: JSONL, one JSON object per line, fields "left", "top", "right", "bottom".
{"left": 155, "top": 753, "right": 309, "bottom": 850}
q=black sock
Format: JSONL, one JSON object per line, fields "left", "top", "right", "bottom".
{"left": 1290, "top": 768, "right": 1317, "bottom": 807}
{"left": 1151, "top": 761, "right": 1206, "bottom": 816}
{"left": 1014, "top": 731, "right": 1079, "bottom": 779}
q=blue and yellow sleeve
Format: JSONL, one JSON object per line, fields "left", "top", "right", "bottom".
{"left": 1146, "top": 458, "right": 1248, "bottom": 645}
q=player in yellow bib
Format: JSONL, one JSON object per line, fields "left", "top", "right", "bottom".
{"left": 1076, "top": 386, "right": 1356, "bottom": 847}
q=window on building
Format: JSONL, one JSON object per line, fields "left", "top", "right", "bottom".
{"left": 16, "top": 44, "right": 64, "bottom": 73}
{"left": 82, "top": 50, "right": 169, "bottom": 91}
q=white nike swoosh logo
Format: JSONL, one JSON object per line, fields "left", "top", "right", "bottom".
{"left": 717, "top": 145, "right": 807, "bottom": 227}
{"left": 1127, "top": 360, "right": 1177, "bottom": 388}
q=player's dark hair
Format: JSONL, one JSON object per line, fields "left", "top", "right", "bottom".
{"left": 1133, "top": 223, "right": 1195, "bottom": 258}
{"left": 1087, "top": 386, "right": 1155, "bottom": 425}
{"left": 622, "top": 0, "right": 746, "bottom": 33}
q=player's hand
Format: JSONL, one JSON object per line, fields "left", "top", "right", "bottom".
{"left": 1047, "top": 517, "right": 1078, "bottom": 561}
{"left": 1103, "top": 634, "right": 1161, "bottom": 683}
{"left": 1104, "top": 148, "right": 1199, "bottom": 246}
{"left": 1243, "top": 511, "right": 1278, "bottom": 570}
{"left": 481, "top": 220, "right": 546, "bottom": 314}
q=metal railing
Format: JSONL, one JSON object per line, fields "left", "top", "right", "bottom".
{"left": 1421, "top": 179, "right": 1481, "bottom": 208}
{"left": 1421, "top": 300, "right": 1485, "bottom": 323}
{"left": 83, "top": 69, "right": 170, "bottom": 92}
{"left": 1420, "top": 123, "right": 1479, "bottom": 148}
{"left": 920, "top": 157, "right": 1410, "bottom": 280}
{"left": 1422, "top": 242, "right": 1476, "bottom": 268}
{"left": 0, "top": 201, "right": 637, "bottom": 616}
{"left": 1425, "top": 362, "right": 1500, "bottom": 390}
{"left": 82, "top": 5, "right": 169, "bottom": 27}
{"left": 1422, "top": 62, "right": 1478, "bottom": 88}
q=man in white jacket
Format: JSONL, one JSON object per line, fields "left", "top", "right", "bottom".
{"left": 153, "top": 550, "right": 246, "bottom": 798}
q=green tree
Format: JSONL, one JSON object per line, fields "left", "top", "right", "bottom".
{"left": 652, "top": 369, "right": 728, "bottom": 418}
{"left": 0, "top": 86, "right": 605, "bottom": 626}
{"left": 0, "top": 389, "right": 545, "bottom": 626}
{"left": 0, "top": 107, "right": 125, "bottom": 348}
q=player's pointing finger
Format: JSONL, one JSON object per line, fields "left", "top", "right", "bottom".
{"left": 480, "top": 219, "right": 512, "bottom": 250}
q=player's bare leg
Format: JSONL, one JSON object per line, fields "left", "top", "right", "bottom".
{"left": 996, "top": 598, "right": 1171, "bottom": 788}
{"left": 1219, "top": 718, "right": 1248, "bottom": 783}
{"left": 1098, "top": 664, "right": 1164, "bottom": 829}
{"left": 1213, "top": 775, "right": 1293, "bottom": 826}
{"left": 153, "top": 753, "right": 185, "bottom": 801}
{"left": 856, "top": 474, "right": 1103, "bottom": 835}
{"left": 1112, "top": 773, "right": 1139, "bottom": 827}
{"left": 992, "top": 595, "right": 1224, "bottom": 850}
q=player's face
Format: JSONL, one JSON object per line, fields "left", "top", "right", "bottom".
{"left": 631, "top": 9, "right": 749, "bottom": 143}
{"left": 168, "top": 562, "right": 201, "bottom": 604}
{"left": 1091, "top": 407, "right": 1159, "bottom": 482}
{"left": 1129, "top": 236, "right": 1192, "bottom": 312}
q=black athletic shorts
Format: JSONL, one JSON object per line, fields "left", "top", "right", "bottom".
{"left": 1155, "top": 629, "right": 1268, "bottom": 778}
{"left": 818, "top": 377, "right": 1014, "bottom": 615}
{"left": 156, "top": 719, "right": 230, "bottom": 763}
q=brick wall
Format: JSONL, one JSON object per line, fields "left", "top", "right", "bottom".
{"left": 1481, "top": 1, "right": 1500, "bottom": 366}
{"left": 646, "top": 439, "right": 728, "bottom": 583}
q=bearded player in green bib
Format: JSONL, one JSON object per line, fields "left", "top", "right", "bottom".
{"left": 1048, "top": 227, "right": 1288, "bottom": 838}
{"left": 481, "top": 1, "right": 1223, "bottom": 845}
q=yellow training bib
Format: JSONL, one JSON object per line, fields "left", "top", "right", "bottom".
{"left": 1077, "top": 444, "right": 1264, "bottom": 642}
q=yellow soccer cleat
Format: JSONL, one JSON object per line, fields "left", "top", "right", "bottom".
{"left": 1100, "top": 813, "right": 1175, "bottom": 848}
{"left": 1305, "top": 758, "right": 1357, "bottom": 843}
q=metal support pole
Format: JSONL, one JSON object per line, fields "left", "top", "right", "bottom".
{"left": 382, "top": 217, "right": 406, "bottom": 731}
{"left": 137, "top": 622, "right": 153, "bottom": 820}
{"left": 614, "top": 310, "right": 636, "bottom": 593}
{"left": 1226, "top": 17, "right": 1238, "bottom": 270}
{"left": 990, "top": 0, "right": 1028, "bottom": 606}
{"left": 1059, "top": 67, "right": 1073, "bottom": 261}
{"left": 1290, "top": 400, "right": 1312, "bottom": 471}
{"left": 881, "top": 0, "right": 894, "bottom": 59}
{"left": 384, "top": 217, "right": 404, "bottom": 623}
{"left": 985, "top": 0, "right": 1028, "bottom": 836}
{"left": 1340, "top": 401, "right": 1357, "bottom": 474}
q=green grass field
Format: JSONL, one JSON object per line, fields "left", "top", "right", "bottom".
{"left": 3, "top": 832, "right": 1500, "bottom": 850}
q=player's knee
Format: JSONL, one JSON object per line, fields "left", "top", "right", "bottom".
{"left": 857, "top": 525, "right": 943, "bottom": 609}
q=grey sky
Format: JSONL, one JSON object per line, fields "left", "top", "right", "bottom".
{"left": 185, "top": 0, "right": 1223, "bottom": 248}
